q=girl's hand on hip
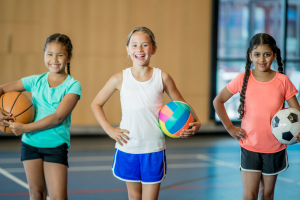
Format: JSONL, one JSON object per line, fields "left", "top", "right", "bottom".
{"left": 107, "top": 127, "right": 130, "bottom": 146}
{"left": 5, "top": 121, "right": 26, "bottom": 136}
{"left": 227, "top": 125, "right": 247, "bottom": 140}
{"left": 0, "top": 109, "right": 13, "bottom": 127}
{"left": 180, "top": 121, "right": 201, "bottom": 138}
{"left": 296, "top": 132, "right": 300, "bottom": 143}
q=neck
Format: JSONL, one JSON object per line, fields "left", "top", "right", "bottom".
{"left": 252, "top": 69, "right": 274, "bottom": 77}
{"left": 48, "top": 72, "right": 68, "bottom": 80}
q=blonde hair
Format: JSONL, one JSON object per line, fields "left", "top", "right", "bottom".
{"left": 126, "top": 26, "right": 157, "bottom": 47}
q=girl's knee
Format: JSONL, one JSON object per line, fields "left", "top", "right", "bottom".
{"left": 262, "top": 193, "right": 274, "bottom": 200}
{"left": 243, "top": 192, "right": 258, "bottom": 200}
{"left": 128, "top": 192, "right": 142, "bottom": 200}
{"left": 29, "top": 190, "right": 47, "bottom": 200}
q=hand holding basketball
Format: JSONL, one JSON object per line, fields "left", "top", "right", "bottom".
{"left": 0, "top": 92, "right": 35, "bottom": 134}
{"left": 0, "top": 109, "right": 13, "bottom": 127}
{"left": 3, "top": 121, "right": 26, "bottom": 136}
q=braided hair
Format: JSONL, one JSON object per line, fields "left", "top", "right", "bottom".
{"left": 238, "top": 33, "right": 283, "bottom": 119}
{"left": 43, "top": 33, "right": 73, "bottom": 75}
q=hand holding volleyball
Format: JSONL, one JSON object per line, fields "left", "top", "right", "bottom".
{"left": 158, "top": 101, "right": 198, "bottom": 138}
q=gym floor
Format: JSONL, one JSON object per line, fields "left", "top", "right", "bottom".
{"left": 0, "top": 134, "right": 299, "bottom": 200}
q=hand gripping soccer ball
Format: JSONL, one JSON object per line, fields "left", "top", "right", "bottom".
{"left": 158, "top": 101, "right": 195, "bottom": 138}
{"left": 271, "top": 108, "right": 300, "bottom": 145}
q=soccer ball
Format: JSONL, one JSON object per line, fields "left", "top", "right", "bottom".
{"left": 271, "top": 108, "right": 300, "bottom": 145}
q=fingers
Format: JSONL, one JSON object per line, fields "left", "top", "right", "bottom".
{"left": 1, "top": 120, "right": 11, "bottom": 126}
{"left": 114, "top": 129, "right": 130, "bottom": 146}
{"left": 1, "top": 110, "right": 12, "bottom": 116}
{"left": 181, "top": 126, "right": 197, "bottom": 138}
{"left": 296, "top": 132, "right": 300, "bottom": 143}
{"left": 1, "top": 115, "right": 14, "bottom": 121}
{"left": 236, "top": 128, "right": 247, "bottom": 140}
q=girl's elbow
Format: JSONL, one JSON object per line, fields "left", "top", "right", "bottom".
{"left": 213, "top": 98, "right": 218, "bottom": 108}
{"left": 55, "top": 117, "right": 64, "bottom": 125}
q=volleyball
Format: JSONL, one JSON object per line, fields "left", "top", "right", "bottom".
{"left": 0, "top": 92, "right": 35, "bottom": 134}
{"left": 158, "top": 101, "right": 195, "bottom": 138}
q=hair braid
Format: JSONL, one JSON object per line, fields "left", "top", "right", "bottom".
{"left": 238, "top": 49, "right": 252, "bottom": 119}
{"left": 276, "top": 47, "right": 283, "bottom": 74}
{"left": 67, "top": 63, "right": 71, "bottom": 75}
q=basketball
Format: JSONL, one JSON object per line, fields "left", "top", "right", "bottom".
{"left": 158, "top": 101, "right": 195, "bottom": 138}
{"left": 0, "top": 91, "right": 35, "bottom": 134}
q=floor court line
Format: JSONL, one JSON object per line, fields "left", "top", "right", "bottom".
{"left": 1, "top": 181, "right": 297, "bottom": 197}
{"left": 0, "top": 167, "right": 50, "bottom": 199}
{"left": 1, "top": 153, "right": 299, "bottom": 163}
{"left": 0, "top": 167, "right": 29, "bottom": 189}
{"left": 1, "top": 154, "right": 299, "bottom": 185}
{"left": 1, "top": 163, "right": 216, "bottom": 173}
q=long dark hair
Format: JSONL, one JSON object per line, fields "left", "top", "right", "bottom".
{"left": 43, "top": 33, "right": 73, "bottom": 75}
{"left": 238, "top": 33, "right": 283, "bottom": 119}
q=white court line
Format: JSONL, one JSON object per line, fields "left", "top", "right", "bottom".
{"left": 0, "top": 167, "right": 29, "bottom": 189}
{"left": 0, "top": 167, "right": 50, "bottom": 199}
{"left": 1, "top": 154, "right": 299, "bottom": 163}
{"left": 0, "top": 154, "right": 298, "bottom": 185}
{"left": 1, "top": 163, "right": 214, "bottom": 173}
{"left": 194, "top": 153, "right": 299, "bottom": 185}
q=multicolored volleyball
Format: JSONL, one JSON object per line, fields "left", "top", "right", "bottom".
{"left": 158, "top": 101, "right": 195, "bottom": 138}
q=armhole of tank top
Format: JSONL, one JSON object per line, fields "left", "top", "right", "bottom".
{"left": 158, "top": 68, "right": 164, "bottom": 93}
{"left": 120, "top": 69, "right": 126, "bottom": 93}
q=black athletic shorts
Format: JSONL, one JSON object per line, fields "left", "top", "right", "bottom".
{"left": 21, "top": 142, "right": 69, "bottom": 167}
{"left": 240, "top": 147, "right": 288, "bottom": 175}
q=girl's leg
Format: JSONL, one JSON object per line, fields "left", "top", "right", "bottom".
{"left": 258, "top": 174, "right": 277, "bottom": 200}
{"left": 23, "top": 159, "right": 47, "bottom": 200}
{"left": 126, "top": 182, "right": 142, "bottom": 200}
{"left": 241, "top": 170, "right": 261, "bottom": 200}
{"left": 44, "top": 162, "right": 68, "bottom": 200}
{"left": 142, "top": 183, "right": 161, "bottom": 200}
{"left": 258, "top": 177, "right": 264, "bottom": 200}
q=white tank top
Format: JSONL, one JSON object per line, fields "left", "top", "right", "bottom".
{"left": 116, "top": 67, "right": 165, "bottom": 154}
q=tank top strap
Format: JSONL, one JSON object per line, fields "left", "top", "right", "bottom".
{"left": 152, "top": 67, "right": 163, "bottom": 93}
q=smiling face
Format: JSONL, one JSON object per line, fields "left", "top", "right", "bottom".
{"left": 126, "top": 31, "right": 157, "bottom": 67}
{"left": 250, "top": 44, "right": 276, "bottom": 73}
{"left": 44, "top": 42, "right": 71, "bottom": 74}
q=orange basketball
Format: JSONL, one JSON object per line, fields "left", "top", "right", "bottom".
{"left": 0, "top": 92, "right": 35, "bottom": 134}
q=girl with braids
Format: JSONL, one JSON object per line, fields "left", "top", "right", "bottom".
{"left": 213, "top": 33, "right": 300, "bottom": 200}
{"left": 91, "top": 26, "right": 201, "bottom": 200}
{"left": 0, "top": 33, "right": 81, "bottom": 200}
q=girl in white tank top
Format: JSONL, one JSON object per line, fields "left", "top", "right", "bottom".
{"left": 91, "top": 26, "right": 201, "bottom": 200}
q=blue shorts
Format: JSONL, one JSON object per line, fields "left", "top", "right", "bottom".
{"left": 112, "top": 149, "right": 167, "bottom": 184}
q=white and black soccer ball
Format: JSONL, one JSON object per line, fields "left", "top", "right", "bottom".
{"left": 271, "top": 108, "right": 300, "bottom": 145}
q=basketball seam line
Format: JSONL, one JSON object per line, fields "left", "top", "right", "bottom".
{"left": 1, "top": 94, "right": 6, "bottom": 133}
{"left": 1, "top": 93, "right": 3, "bottom": 110}
{"left": 10, "top": 93, "right": 22, "bottom": 114}
{"left": 14, "top": 104, "right": 34, "bottom": 119}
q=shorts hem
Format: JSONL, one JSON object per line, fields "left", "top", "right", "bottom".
{"left": 141, "top": 174, "right": 166, "bottom": 184}
{"left": 240, "top": 166, "right": 261, "bottom": 173}
{"left": 112, "top": 170, "right": 141, "bottom": 183}
{"left": 261, "top": 164, "right": 289, "bottom": 176}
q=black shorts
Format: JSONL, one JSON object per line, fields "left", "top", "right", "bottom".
{"left": 21, "top": 142, "right": 69, "bottom": 167}
{"left": 240, "top": 147, "right": 288, "bottom": 175}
